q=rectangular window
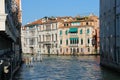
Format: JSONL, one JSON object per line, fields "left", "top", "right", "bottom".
{"left": 56, "top": 34, "right": 57, "bottom": 41}
{"left": 67, "top": 24, "right": 69, "bottom": 26}
{"left": 81, "top": 39, "right": 83, "bottom": 45}
{"left": 86, "top": 22, "right": 88, "bottom": 25}
{"left": 71, "top": 48, "right": 72, "bottom": 53}
{"left": 60, "top": 40, "right": 62, "bottom": 44}
{"left": 77, "top": 48, "right": 79, "bottom": 53}
{"left": 72, "top": 39, "right": 75, "bottom": 44}
{"left": 77, "top": 39, "right": 79, "bottom": 44}
{"left": 64, "top": 24, "right": 66, "bottom": 26}
{"left": 43, "top": 35, "right": 44, "bottom": 41}
{"left": 88, "top": 38, "right": 90, "bottom": 44}
{"left": 66, "top": 39, "right": 68, "bottom": 45}
{"left": 81, "top": 48, "right": 83, "bottom": 52}
{"left": 88, "top": 48, "right": 90, "bottom": 52}
{"left": 52, "top": 34, "right": 54, "bottom": 41}
{"left": 56, "top": 44, "right": 57, "bottom": 48}
{"left": 66, "top": 48, "right": 68, "bottom": 52}
{"left": 39, "top": 35, "right": 41, "bottom": 42}
{"left": 70, "top": 40, "right": 72, "bottom": 44}
{"left": 29, "top": 38, "right": 34, "bottom": 45}
{"left": 60, "top": 48, "right": 62, "bottom": 52}
{"left": 56, "top": 23, "right": 57, "bottom": 29}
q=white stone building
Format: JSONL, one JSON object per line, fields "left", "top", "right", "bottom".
{"left": 21, "top": 25, "right": 39, "bottom": 54}
{"left": 38, "top": 20, "right": 58, "bottom": 55}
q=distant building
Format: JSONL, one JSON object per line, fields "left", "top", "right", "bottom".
{"left": 100, "top": 0, "right": 120, "bottom": 71}
{"left": 58, "top": 15, "right": 99, "bottom": 55}
{"left": 0, "top": 0, "right": 22, "bottom": 79}
{"left": 21, "top": 14, "right": 99, "bottom": 56}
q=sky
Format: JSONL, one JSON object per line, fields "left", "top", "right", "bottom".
{"left": 22, "top": 0, "right": 99, "bottom": 25}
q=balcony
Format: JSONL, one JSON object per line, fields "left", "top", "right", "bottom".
{"left": 43, "top": 41, "right": 52, "bottom": 45}
{"left": 69, "top": 33, "right": 78, "bottom": 37}
{"left": 29, "top": 45, "right": 35, "bottom": 48}
{"left": 69, "top": 44, "right": 78, "bottom": 47}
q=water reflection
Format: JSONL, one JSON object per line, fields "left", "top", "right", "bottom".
{"left": 14, "top": 56, "right": 120, "bottom": 80}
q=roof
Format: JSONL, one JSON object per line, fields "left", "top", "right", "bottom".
{"left": 24, "top": 15, "right": 99, "bottom": 27}
{"left": 24, "top": 19, "right": 42, "bottom": 27}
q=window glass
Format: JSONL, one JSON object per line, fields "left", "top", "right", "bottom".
{"left": 60, "top": 40, "right": 62, "bottom": 44}
{"left": 66, "top": 39, "right": 68, "bottom": 45}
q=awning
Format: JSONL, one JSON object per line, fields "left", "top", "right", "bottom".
{"left": 69, "top": 28, "right": 78, "bottom": 33}
{"left": 69, "top": 38, "right": 78, "bottom": 40}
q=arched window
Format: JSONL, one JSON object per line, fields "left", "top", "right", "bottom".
{"left": 77, "top": 48, "right": 79, "bottom": 53}
{"left": 66, "top": 48, "right": 68, "bottom": 52}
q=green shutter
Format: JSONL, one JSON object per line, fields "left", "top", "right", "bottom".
{"left": 80, "top": 29, "right": 82, "bottom": 34}
{"left": 87, "top": 29, "right": 90, "bottom": 34}
{"left": 66, "top": 30, "right": 68, "bottom": 35}
{"left": 60, "top": 30, "right": 62, "bottom": 35}
{"left": 70, "top": 38, "right": 78, "bottom": 44}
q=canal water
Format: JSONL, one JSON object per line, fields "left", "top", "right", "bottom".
{"left": 14, "top": 56, "right": 120, "bottom": 80}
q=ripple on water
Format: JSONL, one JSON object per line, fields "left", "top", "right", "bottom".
{"left": 14, "top": 56, "right": 120, "bottom": 80}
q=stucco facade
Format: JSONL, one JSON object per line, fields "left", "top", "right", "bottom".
{"left": 22, "top": 15, "right": 99, "bottom": 56}
{"left": 58, "top": 15, "right": 99, "bottom": 55}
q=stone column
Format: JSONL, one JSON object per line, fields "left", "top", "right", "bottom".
{"left": 0, "top": 0, "right": 5, "bottom": 14}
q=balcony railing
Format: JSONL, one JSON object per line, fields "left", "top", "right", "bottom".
{"left": 69, "top": 44, "right": 78, "bottom": 47}
{"left": 69, "top": 33, "right": 78, "bottom": 37}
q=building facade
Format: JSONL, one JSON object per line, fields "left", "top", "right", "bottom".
{"left": 0, "top": 0, "right": 22, "bottom": 79}
{"left": 21, "top": 17, "right": 59, "bottom": 57}
{"left": 21, "top": 14, "right": 99, "bottom": 56}
{"left": 58, "top": 15, "right": 99, "bottom": 55}
{"left": 100, "top": 0, "right": 120, "bottom": 71}
{"left": 38, "top": 21, "right": 58, "bottom": 55}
